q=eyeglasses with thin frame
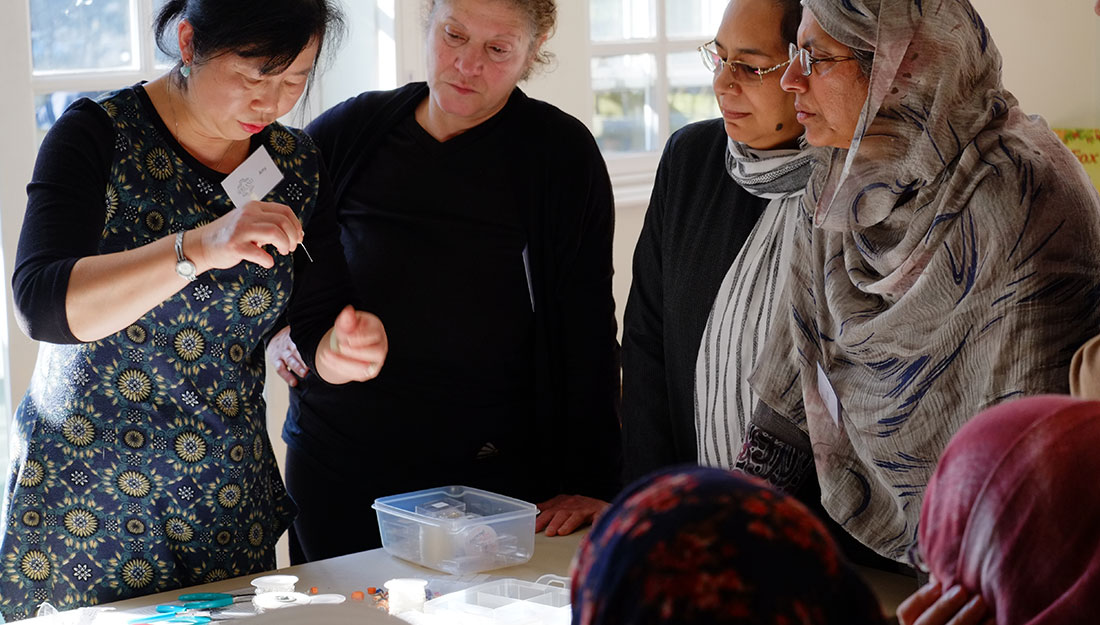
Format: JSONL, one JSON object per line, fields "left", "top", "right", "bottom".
{"left": 787, "top": 42, "right": 858, "bottom": 77}
{"left": 698, "top": 40, "right": 790, "bottom": 86}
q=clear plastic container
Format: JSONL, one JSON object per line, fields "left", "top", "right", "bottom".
{"left": 372, "top": 486, "right": 537, "bottom": 574}
{"left": 422, "top": 578, "right": 570, "bottom": 625}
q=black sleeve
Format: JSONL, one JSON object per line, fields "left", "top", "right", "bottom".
{"left": 550, "top": 119, "right": 623, "bottom": 501}
{"left": 12, "top": 99, "right": 114, "bottom": 344}
{"left": 289, "top": 92, "right": 388, "bottom": 375}
{"left": 620, "top": 140, "right": 677, "bottom": 483}
{"left": 286, "top": 161, "right": 356, "bottom": 373}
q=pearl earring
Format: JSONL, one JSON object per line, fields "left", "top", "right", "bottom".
{"left": 180, "top": 63, "right": 191, "bottom": 79}
{"left": 729, "top": 83, "right": 734, "bottom": 88}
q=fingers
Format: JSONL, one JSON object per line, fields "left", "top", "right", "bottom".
{"left": 535, "top": 510, "right": 553, "bottom": 533}
{"left": 272, "top": 355, "right": 309, "bottom": 386}
{"left": 268, "top": 326, "right": 309, "bottom": 386}
{"left": 330, "top": 309, "right": 388, "bottom": 363}
{"left": 315, "top": 309, "right": 388, "bottom": 384}
{"left": 898, "top": 582, "right": 943, "bottom": 625}
{"left": 534, "top": 495, "right": 605, "bottom": 536}
{"left": 548, "top": 512, "right": 588, "bottom": 537}
{"left": 901, "top": 584, "right": 989, "bottom": 625}
{"left": 199, "top": 202, "right": 304, "bottom": 270}
{"left": 947, "top": 594, "right": 989, "bottom": 625}
{"left": 254, "top": 201, "right": 305, "bottom": 249}
{"left": 542, "top": 511, "right": 575, "bottom": 537}
{"left": 322, "top": 346, "right": 383, "bottom": 381}
{"left": 534, "top": 497, "right": 563, "bottom": 533}
{"left": 273, "top": 360, "right": 299, "bottom": 387}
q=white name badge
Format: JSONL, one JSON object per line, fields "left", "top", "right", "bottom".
{"left": 221, "top": 145, "right": 284, "bottom": 209}
{"left": 816, "top": 361, "right": 842, "bottom": 429}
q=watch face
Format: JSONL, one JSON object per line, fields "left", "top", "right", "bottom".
{"left": 176, "top": 260, "right": 197, "bottom": 280}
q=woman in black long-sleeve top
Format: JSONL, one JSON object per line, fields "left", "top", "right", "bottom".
{"left": 621, "top": 0, "right": 811, "bottom": 482}
{"left": 269, "top": 0, "right": 622, "bottom": 563}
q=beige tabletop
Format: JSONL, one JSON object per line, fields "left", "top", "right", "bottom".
{"left": 18, "top": 530, "right": 915, "bottom": 623}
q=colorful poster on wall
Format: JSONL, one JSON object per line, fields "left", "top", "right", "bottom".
{"left": 1054, "top": 128, "right": 1100, "bottom": 193}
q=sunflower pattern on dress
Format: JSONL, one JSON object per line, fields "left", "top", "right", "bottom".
{"left": 0, "top": 86, "right": 320, "bottom": 621}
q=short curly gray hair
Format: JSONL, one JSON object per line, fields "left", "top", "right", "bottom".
{"left": 424, "top": 0, "right": 557, "bottom": 80}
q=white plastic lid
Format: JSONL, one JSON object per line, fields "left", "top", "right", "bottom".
{"left": 251, "top": 574, "right": 299, "bottom": 593}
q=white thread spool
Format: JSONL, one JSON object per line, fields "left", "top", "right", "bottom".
{"left": 251, "top": 574, "right": 299, "bottom": 594}
{"left": 384, "top": 578, "right": 428, "bottom": 615}
{"left": 252, "top": 591, "right": 311, "bottom": 613}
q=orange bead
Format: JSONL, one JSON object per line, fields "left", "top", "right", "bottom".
{"left": 351, "top": 591, "right": 365, "bottom": 601}
{"left": 367, "top": 587, "right": 377, "bottom": 594}
{"left": 309, "top": 586, "right": 318, "bottom": 595}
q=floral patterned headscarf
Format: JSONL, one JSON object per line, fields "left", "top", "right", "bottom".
{"left": 748, "top": 0, "right": 1100, "bottom": 560}
{"left": 570, "top": 467, "right": 885, "bottom": 625}
{"left": 921, "top": 395, "right": 1100, "bottom": 624}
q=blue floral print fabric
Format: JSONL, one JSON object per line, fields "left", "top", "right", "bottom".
{"left": 0, "top": 86, "right": 317, "bottom": 620}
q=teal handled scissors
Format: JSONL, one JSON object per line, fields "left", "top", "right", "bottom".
{"left": 127, "top": 593, "right": 235, "bottom": 624}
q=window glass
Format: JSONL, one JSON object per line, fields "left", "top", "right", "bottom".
{"left": 30, "top": 0, "right": 136, "bottom": 73}
{"left": 665, "top": 0, "right": 726, "bottom": 39}
{"left": 592, "top": 54, "right": 658, "bottom": 153}
{"left": 590, "top": 0, "right": 656, "bottom": 41}
{"left": 153, "top": 0, "right": 175, "bottom": 68}
{"left": 34, "top": 91, "right": 104, "bottom": 144}
{"left": 668, "top": 51, "right": 718, "bottom": 135}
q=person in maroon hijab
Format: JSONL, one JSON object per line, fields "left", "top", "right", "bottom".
{"left": 901, "top": 395, "right": 1100, "bottom": 624}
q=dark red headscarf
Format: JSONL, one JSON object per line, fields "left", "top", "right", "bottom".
{"left": 570, "top": 466, "right": 886, "bottom": 624}
{"left": 920, "top": 395, "right": 1100, "bottom": 623}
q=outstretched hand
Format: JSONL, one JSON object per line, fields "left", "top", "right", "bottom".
{"left": 314, "top": 305, "right": 388, "bottom": 384}
{"left": 535, "top": 494, "right": 609, "bottom": 537}
{"left": 897, "top": 581, "right": 994, "bottom": 625}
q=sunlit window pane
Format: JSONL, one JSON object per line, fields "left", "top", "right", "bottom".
{"left": 34, "top": 91, "right": 103, "bottom": 144}
{"left": 666, "top": 0, "right": 727, "bottom": 39}
{"left": 590, "top": 0, "right": 656, "bottom": 41}
{"left": 592, "top": 54, "right": 658, "bottom": 153}
{"left": 668, "top": 51, "right": 718, "bottom": 135}
{"left": 30, "top": 0, "right": 136, "bottom": 73}
{"left": 153, "top": 0, "right": 174, "bottom": 67}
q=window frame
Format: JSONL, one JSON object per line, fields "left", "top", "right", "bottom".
{"left": 590, "top": 0, "right": 719, "bottom": 207}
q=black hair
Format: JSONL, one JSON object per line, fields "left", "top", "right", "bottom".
{"left": 155, "top": 0, "right": 344, "bottom": 82}
{"left": 774, "top": 0, "right": 802, "bottom": 45}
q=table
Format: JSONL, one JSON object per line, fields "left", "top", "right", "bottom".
{"left": 17, "top": 531, "right": 915, "bottom": 623}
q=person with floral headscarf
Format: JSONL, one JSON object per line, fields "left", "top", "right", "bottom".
{"left": 899, "top": 395, "right": 1100, "bottom": 625}
{"left": 570, "top": 466, "right": 887, "bottom": 625}
{"left": 738, "top": 0, "right": 1100, "bottom": 568}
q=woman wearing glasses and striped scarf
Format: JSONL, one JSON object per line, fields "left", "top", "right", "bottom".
{"left": 621, "top": 0, "right": 815, "bottom": 486}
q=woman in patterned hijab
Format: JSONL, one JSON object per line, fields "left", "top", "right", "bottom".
{"left": 570, "top": 466, "right": 886, "bottom": 624}
{"left": 901, "top": 395, "right": 1100, "bottom": 624}
{"left": 740, "top": 0, "right": 1100, "bottom": 564}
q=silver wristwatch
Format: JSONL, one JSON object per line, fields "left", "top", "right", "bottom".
{"left": 174, "top": 231, "right": 198, "bottom": 282}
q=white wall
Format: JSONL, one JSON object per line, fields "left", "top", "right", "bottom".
{"left": 972, "top": 0, "right": 1100, "bottom": 128}
{"left": 0, "top": 2, "right": 38, "bottom": 469}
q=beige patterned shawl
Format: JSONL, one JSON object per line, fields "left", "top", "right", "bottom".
{"left": 749, "top": 0, "right": 1100, "bottom": 560}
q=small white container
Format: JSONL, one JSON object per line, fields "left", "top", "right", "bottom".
{"left": 251, "top": 574, "right": 299, "bottom": 594}
{"left": 385, "top": 578, "right": 428, "bottom": 615}
{"left": 422, "top": 578, "right": 570, "bottom": 625}
{"left": 372, "top": 486, "right": 537, "bottom": 574}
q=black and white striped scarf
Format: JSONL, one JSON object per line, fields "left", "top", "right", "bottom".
{"left": 693, "top": 137, "right": 814, "bottom": 469}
